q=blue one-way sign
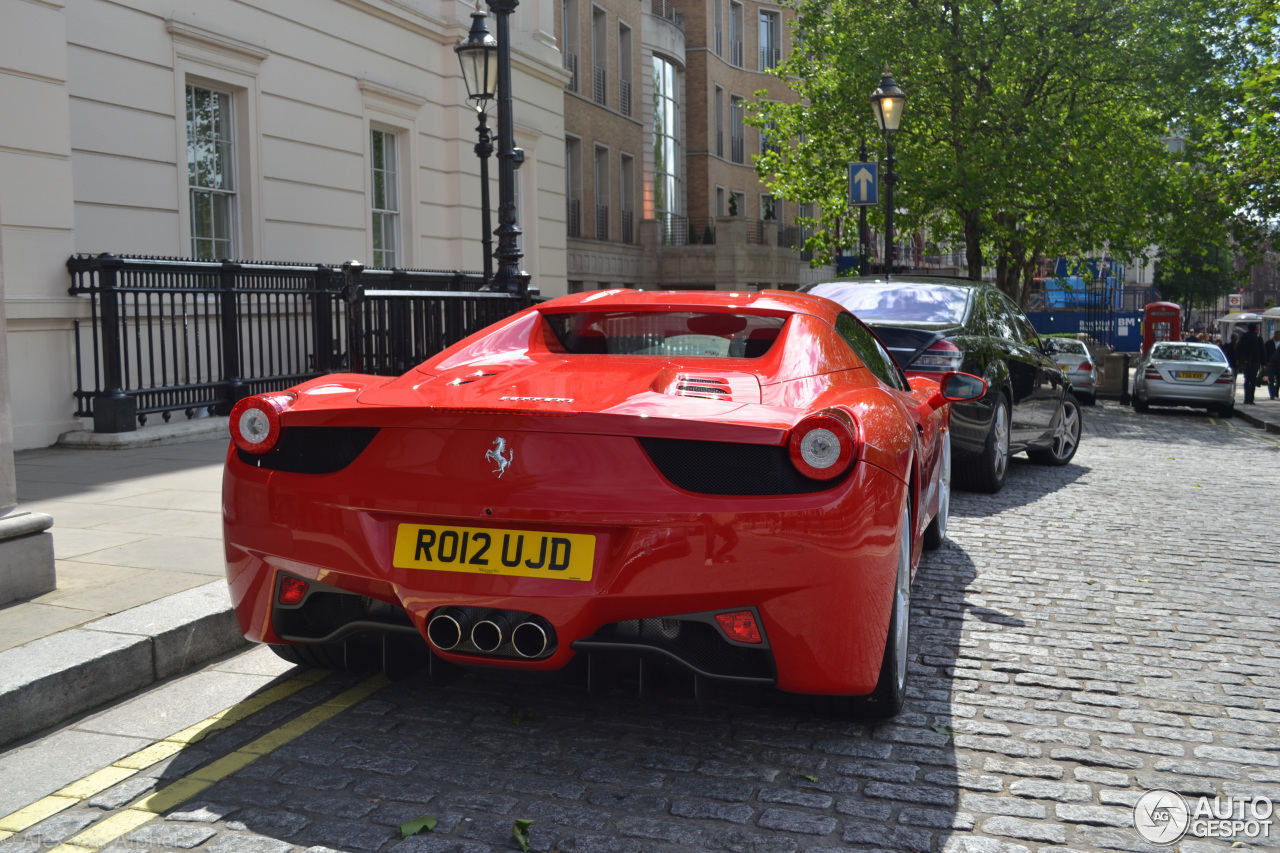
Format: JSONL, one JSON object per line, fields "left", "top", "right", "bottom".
{"left": 848, "top": 162, "right": 878, "bottom": 207}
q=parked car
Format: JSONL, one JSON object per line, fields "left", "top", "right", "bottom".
{"left": 223, "top": 289, "right": 986, "bottom": 717}
{"left": 802, "top": 276, "right": 1082, "bottom": 494}
{"left": 1051, "top": 338, "right": 1098, "bottom": 405}
{"left": 1131, "top": 341, "right": 1234, "bottom": 417}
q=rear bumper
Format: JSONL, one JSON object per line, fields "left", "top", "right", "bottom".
{"left": 1139, "top": 380, "right": 1233, "bottom": 406}
{"left": 223, "top": 435, "right": 908, "bottom": 696}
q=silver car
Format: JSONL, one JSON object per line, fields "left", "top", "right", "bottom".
{"left": 1053, "top": 338, "right": 1098, "bottom": 405}
{"left": 1132, "top": 342, "right": 1234, "bottom": 416}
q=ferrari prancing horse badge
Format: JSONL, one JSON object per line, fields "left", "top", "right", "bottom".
{"left": 486, "top": 437, "right": 513, "bottom": 478}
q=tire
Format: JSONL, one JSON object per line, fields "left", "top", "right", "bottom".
{"left": 1133, "top": 392, "right": 1149, "bottom": 413}
{"left": 269, "top": 641, "right": 348, "bottom": 669}
{"left": 1028, "top": 393, "right": 1082, "bottom": 466}
{"left": 1218, "top": 402, "right": 1234, "bottom": 418}
{"left": 1081, "top": 393, "right": 1096, "bottom": 406}
{"left": 923, "top": 430, "right": 950, "bottom": 551}
{"left": 955, "top": 394, "right": 1010, "bottom": 494}
{"left": 857, "top": 504, "right": 912, "bottom": 719}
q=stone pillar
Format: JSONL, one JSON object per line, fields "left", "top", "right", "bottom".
{"left": 0, "top": 212, "right": 55, "bottom": 605}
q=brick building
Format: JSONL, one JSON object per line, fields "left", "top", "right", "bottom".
{"left": 558, "top": 0, "right": 834, "bottom": 291}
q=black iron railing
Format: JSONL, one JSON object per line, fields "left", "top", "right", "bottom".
{"left": 657, "top": 215, "right": 717, "bottom": 247}
{"left": 564, "top": 53, "right": 579, "bottom": 92}
{"left": 593, "top": 65, "right": 607, "bottom": 105}
{"left": 68, "top": 254, "right": 535, "bottom": 433}
{"left": 650, "top": 0, "right": 684, "bottom": 29}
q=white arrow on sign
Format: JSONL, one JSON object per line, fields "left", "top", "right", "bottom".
{"left": 853, "top": 167, "right": 874, "bottom": 201}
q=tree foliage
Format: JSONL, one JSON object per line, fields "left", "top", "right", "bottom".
{"left": 1152, "top": 242, "right": 1238, "bottom": 307}
{"left": 754, "top": 0, "right": 1258, "bottom": 303}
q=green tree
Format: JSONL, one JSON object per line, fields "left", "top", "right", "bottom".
{"left": 755, "top": 0, "right": 1231, "bottom": 304}
{"left": 1152, "top": 242, "right": 1239, "bottom": 308}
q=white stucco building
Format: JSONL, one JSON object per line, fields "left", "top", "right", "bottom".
{"left": 1, "top": 0, "right": 568, "bottom": 450}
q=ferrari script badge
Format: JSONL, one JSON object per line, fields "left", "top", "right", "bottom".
{"left": 485, "top": 437, "right": 514, "bottom": 478}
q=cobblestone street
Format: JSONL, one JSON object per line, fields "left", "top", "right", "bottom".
{"left": 3, "top": 401, "right": 1280, "bottom": 853}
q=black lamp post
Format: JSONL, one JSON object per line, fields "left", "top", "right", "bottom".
{"left": 455, "top": 5, "right": 498, "bottom": 285}
{"left": 869, "top": 65, "right": 905, "bottom": 276}
{"left": 858, "top": 136, "right": 870, "bottom": 276}
{"left": 487, "top": 0, "right": 530, "bottom": 293}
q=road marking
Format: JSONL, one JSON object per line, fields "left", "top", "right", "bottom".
{"left": 1218, "top": 416, "right": 1280, "bottom": 449}
{"left": 50, "top": 674, "right": 388, "bottom": 852}
{"left": 0, "top": 668, "right": 328, "bottom": 836}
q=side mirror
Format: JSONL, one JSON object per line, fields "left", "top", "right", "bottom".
{"left": 941, "top": 371, "right": 987, "bottom": 402}
{"left": 924, "top": 371, "right": 987, "bottom": 411}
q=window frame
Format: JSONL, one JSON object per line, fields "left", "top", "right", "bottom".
{"left": 369, "top": 127, "right": 401, "bottom": 269}
{"left": 186, "top": 83, "right": 238, "bottom": 260}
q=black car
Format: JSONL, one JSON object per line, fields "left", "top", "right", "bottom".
{"left": 802, "top": 276, "right": 1081, "bottom": 494}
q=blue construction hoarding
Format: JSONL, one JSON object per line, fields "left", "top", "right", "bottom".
{"left": 1025, "top": 311, "right": 1144, "bottom": 347}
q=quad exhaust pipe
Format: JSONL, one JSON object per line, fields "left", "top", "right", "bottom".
{"left": 427, "top": 607, "right": 553, "bottom": 658}
{"left": 512, "top": 621, "right": 549, "bottom": 658}
{"left": 470, "top": 613, "right": 513, "bottom": 653}
{"left": 427, "top": 608, "right": 469, "bottom": 651}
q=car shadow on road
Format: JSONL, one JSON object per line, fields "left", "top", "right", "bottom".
{"left": 31, "top": 544, "right": 1005, "bottom": 852}
{"left": 951, "top": 458, "right": 1091, "bottom": 516}
{"left": 151, "top": 547, "right": 988, "bottom": 852}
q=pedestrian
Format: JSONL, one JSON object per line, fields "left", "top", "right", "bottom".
{"left": 1265, "top": 331, "right": 1280, "bottom": 401}
{"left": 1235, "top": 323, "right": 1264, "bottom": 405}
{"left": 1226, "top": 332, "right": 1239, "bottom": 372}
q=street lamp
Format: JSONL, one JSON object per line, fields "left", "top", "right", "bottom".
{"left": 455, "top": 4, "right": 498, "bottom": 284}
{"left": 486, "top": 0, "right": 530, "bottom": 293}
{"left": 869, "top": 65, "right": 905, "bottom": 275}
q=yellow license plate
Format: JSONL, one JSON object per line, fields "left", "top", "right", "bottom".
{"left": 1175, "top": 371, "right": 1205, "bottom": 380}
{"left": 393, "top": 524, "right": 596, "bottom": 581}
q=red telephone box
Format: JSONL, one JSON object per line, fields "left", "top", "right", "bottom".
{"left": 1142, "top": 302, "right": 1182, "bottom": 353}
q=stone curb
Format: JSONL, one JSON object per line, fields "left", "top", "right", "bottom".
{"left": 1231, "top": 406, "right": 1280, "bottom": 434}
{"left": 57, "top": 417, "right": 228, "bottom": 449}
{"left": 0, "top": 581, "right": 247, "bottom": 748}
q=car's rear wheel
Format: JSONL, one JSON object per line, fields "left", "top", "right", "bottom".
{"left": 857, "top": 504, "right": 912, "bottom": 718}
{"left": 1133, "top": 391, "right": 1149, "bottom": 412}
{"left": 1029, "top": 393, "right": 1081, "bottom": 466}
{"left": 1081, "top": 393, "right": 1096, "bottom": 406}
{"left": 269, "top": 637, "right": 382, "bottom": 671}
{"left": 923, "top": 431, "right": 950, "bottom": 550}
{"left": 1217, "top": 402, "right": 1234, "bottom": 418}
{"left": 956, "top": 394, "right": 1010, "bottom": 494}
{"left": 269, "top": 641, "right": 347, "bottom": 669}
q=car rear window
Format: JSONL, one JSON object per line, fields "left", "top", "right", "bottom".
{"left": 1151, "top": 344, "right": 1226, "bottom": 363}
{"left": 1056, "top": 340, "right": 1087, "bottom": 355}
{"left": 807, "top": 282, "right": 970, "bottom": 324}
{"left": 542, "top": 311, "right": 787, "bottom": 358}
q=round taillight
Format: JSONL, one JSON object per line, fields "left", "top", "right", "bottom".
{"left": 229, "top": 394, "right": 294, "bottom": 455}
{"left": 788, "top": 412, "right": 856, "bottom": 480}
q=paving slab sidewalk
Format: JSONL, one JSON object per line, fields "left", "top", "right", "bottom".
{"left": 0, "top": 430, "right": 248, "bottom": 748}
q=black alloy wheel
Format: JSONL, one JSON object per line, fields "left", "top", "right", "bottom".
{"left": 1029, "top": 392, "right": 1082, "bottom": 466}
{"left": 955, "top": 393, "right": 1010, "bottom": 494}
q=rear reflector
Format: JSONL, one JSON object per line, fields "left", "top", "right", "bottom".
{"left": 714, "top": 610, "right": 762, "bottom": 644}
{"left": 278, "top": 576, "right": 309, "bottom": 606}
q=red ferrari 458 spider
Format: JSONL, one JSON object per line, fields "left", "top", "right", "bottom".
{"left": 222, "top": 289, "right": 984, "bottom": 716}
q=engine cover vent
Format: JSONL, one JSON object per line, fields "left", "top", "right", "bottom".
{"left": 676, "top": 375, "right": 733, "bottom": 400}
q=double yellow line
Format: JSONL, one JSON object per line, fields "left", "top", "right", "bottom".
{"left": 0, "top": 670, "right": 388, "bottom": 852}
